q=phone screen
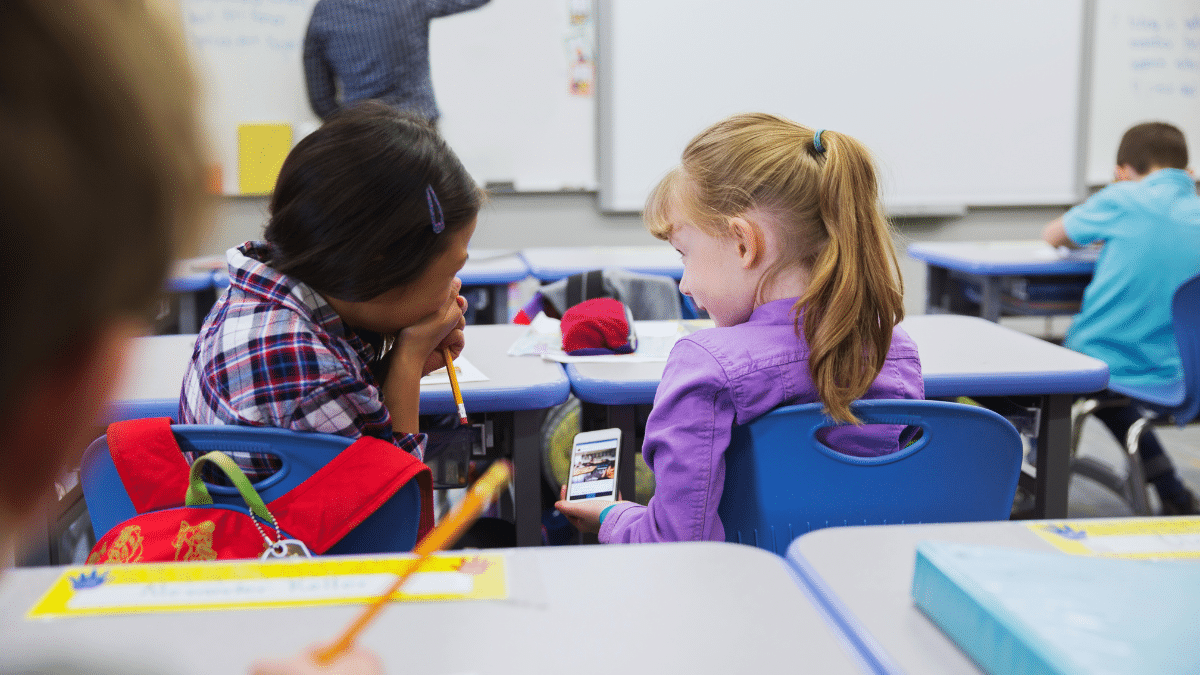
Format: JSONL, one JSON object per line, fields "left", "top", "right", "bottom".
{"left": 567, "top": 436, "right": 619, "bottom": 501}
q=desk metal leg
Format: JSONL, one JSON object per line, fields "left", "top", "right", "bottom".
{"left": 1033, "top": 394, "right": 1072, "bottom": 518}
{"left": 609, "top": 405, "right": 637, "bottom": 505}
{"left": 178, "top": 292, "right": 198, "bottom": 334}
{"left": 979, "top": 278, "right": 1003, "bottom": 323}
{"left": 925, "top": 265, "right": 950, "bottom": 314}
{"left": 490, "top": 284, "right": 509, "bottom": 324}
{"left": 512, "top": 409, "right": 543, "bottom": 546}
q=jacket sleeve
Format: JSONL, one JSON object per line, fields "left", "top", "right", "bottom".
{"left": 598, "top": 339, "right": 734, "bottom": 543}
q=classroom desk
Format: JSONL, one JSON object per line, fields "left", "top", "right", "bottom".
{"left": 107, "top": 334, "right": 199, "bottom": 422}
{"left": 108, "top": 326, "right": 569, "bottom": 547}
{"left": 460, "top": 248, "right": 529, "bottom": 323}
{"left": 566, "top": 314, "right": 1109, "bottom": 519}
{"left": 785, "top": 518, "right": 1172, "bottom": 675}
{"left": 520, "top": 245, "right": 683, "bottom": 282}
{"left": 0, "top": 543, "right": 872, "bottom": 675}
{"left": 419, "top": 325, "right": 570, "bottom": 546}
{"left": 907, "top": 240, "right": 1098, "bottom": 322}
{"left": 165, "top": 255, "right": 226, "bottom": 333}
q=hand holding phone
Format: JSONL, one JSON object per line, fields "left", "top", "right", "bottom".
{"left": 565, "top": 428, "right": 621, "bottom": 502}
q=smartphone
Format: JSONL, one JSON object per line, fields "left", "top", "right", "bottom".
{"left": 565, "top": 428, "right": 622, "bottom": 502}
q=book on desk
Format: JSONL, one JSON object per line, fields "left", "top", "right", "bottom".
{"left": 911, "top": 540, "right": 1200, "bottom": 675}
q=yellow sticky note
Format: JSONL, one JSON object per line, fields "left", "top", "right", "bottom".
{"left": 237, "top": 123, "right": 292, "bottom": 195}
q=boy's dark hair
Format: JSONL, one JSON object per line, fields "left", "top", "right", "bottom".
{"left": 1117, "top": 122, "right": 1189, "bottom": 174}
{"left": 266, "top": 101, "right": 484, "bottom": 302}
{"left": 0, "top": 0, "right": 209, "bottom": 413}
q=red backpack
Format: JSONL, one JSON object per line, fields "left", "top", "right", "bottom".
{"left": 86, "top": 418, "right": 433, "bottom": 563}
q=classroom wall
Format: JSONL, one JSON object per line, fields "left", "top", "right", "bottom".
{"left": 199, "top": 194, "right": 1070, "bottom": 320}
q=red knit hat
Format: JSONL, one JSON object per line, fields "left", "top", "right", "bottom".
{"left": 561, "top": 298, "right": 638, "bottom": 355}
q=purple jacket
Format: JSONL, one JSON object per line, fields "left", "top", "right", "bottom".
{"left": 598, "top": 298, "right": 923, "bottom": 543}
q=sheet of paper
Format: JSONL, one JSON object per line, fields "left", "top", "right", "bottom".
{"left": 507, "top": 315, "right": 714, "bottom": 363}
{"left": 420, "top": 355, "right": 488, "bottom": 386}
{"left": 27, "top": 553, "right": 507, "bottom": 619}
{"left": 1028, "top": 517, "right": 1200, "bottom": 559}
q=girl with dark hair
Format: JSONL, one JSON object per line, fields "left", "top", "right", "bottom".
{"left": 180, "top": 101, "right": 484, "bottom": 468}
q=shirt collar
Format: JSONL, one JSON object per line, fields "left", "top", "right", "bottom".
{"left": 748, "top": 297, "right": 802, "bottom": 324}
{"left": 1144, "top": 167, "right": 1196, "bottom": 189}
{"left": 229, "top": 242, "right": 378, "bottom": 362}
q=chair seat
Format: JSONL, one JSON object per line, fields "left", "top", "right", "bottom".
{"left": 1109, "top": 378, "right": 1186, "bottom": 411}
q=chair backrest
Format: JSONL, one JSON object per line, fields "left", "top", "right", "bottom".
{"left": 718, "top": 399, "right": 1023, "bottom": 555}
{"left": 1170, "top": 272, "right": 1200, "bottom": 426}
{"left": 80, "top": 425, "right": 423, "bottom": 555}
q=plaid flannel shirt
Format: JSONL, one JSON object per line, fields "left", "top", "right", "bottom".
{"left": 179, "top": 242, "right": 425, "bottom": 481}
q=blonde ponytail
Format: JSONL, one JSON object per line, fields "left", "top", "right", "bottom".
{"left": 644, "top": 114, "right": 904, "bottom": 424}
{"left": 801, "top": 130, "right": 905, "bottom": 424}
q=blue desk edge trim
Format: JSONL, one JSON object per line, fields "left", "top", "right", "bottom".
{"left": 420, "top": 380, "right": 571, "bottom": 414}
{"left": 786, "top": 543, "right": 904, "bottom": 675}
{"left": 923, "top": 369, "right": 1109, "bottom": 398}
{"left": 566, "top": 366, "right": 661, "bottom": 405}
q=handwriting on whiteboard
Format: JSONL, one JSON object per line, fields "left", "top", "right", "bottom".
{"left": 1114, "top": 6, "right": 1200, "bottom": 99}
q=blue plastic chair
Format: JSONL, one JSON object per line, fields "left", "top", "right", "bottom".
{"left": 718, "top": 399, "right": 1024, "bottom": 555}
{"left": 80, "top": 425, "right": 424, "bottom": 555}
{"left": 1069, "top": 272, "right": 1200, "bottom": 515}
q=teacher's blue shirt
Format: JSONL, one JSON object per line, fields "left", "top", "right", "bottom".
{"left": 1063, "top": 168, "right": 1200, "bottom": 389}
{"left": 303, "top": 0, "right": 489, "bottom": 121}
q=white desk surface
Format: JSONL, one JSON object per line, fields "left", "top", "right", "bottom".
{"left": 419, "top": 324, "right": 568, "bottom": 414}
{"left": 111, "top": 334, "right": 198, "bottom": 405}
{"left": 901, "top": 315, "right": 1108, "bottom": 397}
{"left": 907, "top": 240, "right": 1098, "bottom": 276}
{"left": 110, "top": 325, "right": 570, "bottom": 420}
{"left": 0, "top": 543, "right": 869, "bottom": 675}
{"left": 566, "top": 314, "right": 1109, "bottom": 403}
{"left": 520, "top": 245, "right": 683, "bottom": 281}
{"left": 787, "top": 520, "right": 1115, "bottom": 675}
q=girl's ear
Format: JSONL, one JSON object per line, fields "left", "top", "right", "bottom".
{"left": 728, "top": 216, "right": 763, "bottom": 269}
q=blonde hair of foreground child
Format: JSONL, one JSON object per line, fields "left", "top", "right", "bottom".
{"left": 645, "top": 113, "right": 905, "bottom": 424}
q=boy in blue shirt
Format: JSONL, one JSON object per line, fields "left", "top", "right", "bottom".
{"left": 1043, "top": 121, "right": 1200, "bottom": 515}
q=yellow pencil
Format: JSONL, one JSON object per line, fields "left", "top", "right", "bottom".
{"left": 312, "top": 460, "right": 513, "bottom": 666}
{"left": 443, "top": 347, "right": 469, "bottom": 425}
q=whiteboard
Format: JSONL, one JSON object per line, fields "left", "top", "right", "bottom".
{"left": 431, "top": 0, "right": 596, "bottom": 191}
{"left": 1087, "top": 0, "right": 1200, "bottom": 185}
{"left": 180, "top": 0, "right": 595, "bottom": 194}
{"left": 182, "top": 0, "right": 321, "bottom": 195}
{"left": 598, "top": 0, "right": 1087, "bottom": 214}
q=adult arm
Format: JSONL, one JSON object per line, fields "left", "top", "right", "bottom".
{"left": 302, "top": 19, "right": 338, "bottom": 119}
{"left": 425, "top": 0, "right": 491, "bottom": 19}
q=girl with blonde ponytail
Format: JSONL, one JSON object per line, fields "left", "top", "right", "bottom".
{"left": 556, "top": 113, "right": 923, "bottom": 543}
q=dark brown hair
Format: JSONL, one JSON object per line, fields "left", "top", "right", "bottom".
{"left": 265, "top": 101, "right": 484, "bottom": 302}
{"left": 0, "top": 0, "right": 209, "bottom": 413}
{"left": 645, "top": 113, "right": 904, "bottom": 424}
{"left": 1117, "top": 122, "right": 1189, "bottom": 174}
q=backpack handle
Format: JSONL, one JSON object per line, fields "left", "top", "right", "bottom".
{"left": 186, "top": 451, "right": 275, "bottom": 525}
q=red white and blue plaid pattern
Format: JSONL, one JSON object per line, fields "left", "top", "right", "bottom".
{"left": 179, "top": 242, "right": 425, "bottom": 481}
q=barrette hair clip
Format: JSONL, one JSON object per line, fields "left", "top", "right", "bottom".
{"left": 426, "top": 184, "right": 445, "bottom": 234}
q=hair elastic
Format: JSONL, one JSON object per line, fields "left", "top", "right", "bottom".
{"left": 813, "top": 129, "right": 827, "bottom": 154}
{"left": 426, "top": 184, "right": 445, "bottom": 234}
